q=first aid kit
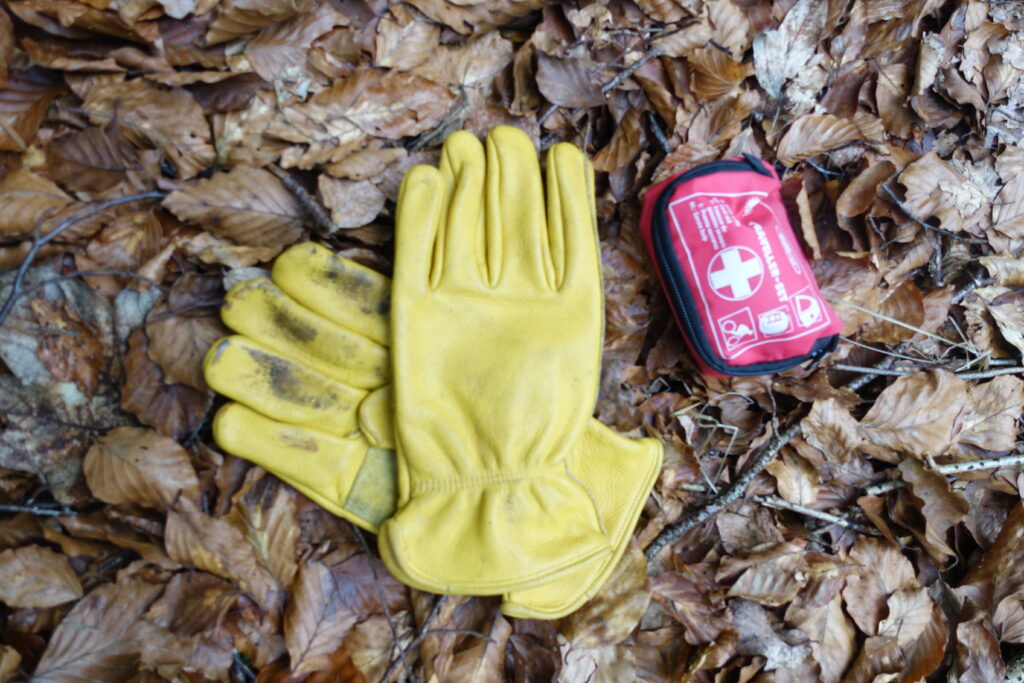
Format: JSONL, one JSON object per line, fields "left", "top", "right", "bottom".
{"left": 640, "top": 155, "right": 843, "bottom": 376}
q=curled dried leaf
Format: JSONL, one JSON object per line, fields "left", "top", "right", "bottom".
{"left": 0, "top": 67, "right": 62, "bottom": 152}
{"left": 535, "top": 52, "right": 605, "bottom": 108}
{"left": 317, "top": 176, "right": 386, "bottom": 229}
{"left": 206, "top": 0, "right": 316, "bottom": 45}
{"left": 776, "top": 113, "right": 883, "bottom": 166}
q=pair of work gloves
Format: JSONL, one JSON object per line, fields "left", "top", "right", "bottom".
{"left": 203, "top": 127, "right": 663, "bottom": 619}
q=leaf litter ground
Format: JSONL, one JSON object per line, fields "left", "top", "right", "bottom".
{"left": 1, "top": 0, "right": 1024, "bottom": 681}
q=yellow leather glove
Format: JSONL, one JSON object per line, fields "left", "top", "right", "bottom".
{"left": 203, "top": 244, "right": 397, "bottom": 531}
{"left": 205, "top": 242, "right": 661, "bottom": 618}
{"left": 379, "top": 126, "right": 662, "bottom": 597}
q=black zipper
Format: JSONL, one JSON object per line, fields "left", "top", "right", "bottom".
{"left": 650, "top": 156, "right": 837, "bottom": 376}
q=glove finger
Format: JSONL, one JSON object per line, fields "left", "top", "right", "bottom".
{"left": 212, "top": 402, "right": 397, "bottom": 532}
{"left": 204, "top": 336, "right": 366, "bottom": 436}
{"left": 545, "top": 141, "right": 599, "bottom": 293}
{"left": 272, "top": 243, "right": 391, "bottom": 347}
{"left": 437, "top": 130, "right": 487, "bottom": 289}
{"left": 221, "top": 278, "right": 388, "bottom": 390}
{"left": 396, "top": 164, "right": 446, "bottom": 291}
{"left": 358, "top": 385, "right": 394, "bottom": 450}
{"left": 484, "top": 126, "right": 553, "bottom": 290}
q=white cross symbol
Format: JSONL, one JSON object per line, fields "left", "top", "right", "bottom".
{"left": 709, "top": 247, "right": 763, "bottom": 300}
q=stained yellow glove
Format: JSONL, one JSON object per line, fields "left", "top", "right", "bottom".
{"left": 205, "top": 240, "right": 660, "bottom": 618}
{"left": 380, "top": 126, "right": 662, "bottom": 596}
{"left": 203, "top": 244, "right": 396, "bottom": 531}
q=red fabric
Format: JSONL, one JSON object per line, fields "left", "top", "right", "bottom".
{"left": 639, "top": 159, "right": 843, "bottom": 376}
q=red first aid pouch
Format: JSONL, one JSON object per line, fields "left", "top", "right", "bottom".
{"left": 639, "top": 155, "right": 843, "bottom": 376}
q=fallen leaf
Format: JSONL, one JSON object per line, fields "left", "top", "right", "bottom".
{"left": 31, "top": 579, "right": 162, "bottom": 682}
{"left": 163, "top": 165, "right": 305, "bottom": 247}
{"left": 731, "top": 598, "right": 812, "bottom": 671}
{"left": 83, "top": 426, "right": 199, "bottom": 509}
{"left": 785, "top": 593, "right": 856, "bottom": 683}
{"left": 752, "top": 0, "right": 826, "bottom": 99}
{"left": 837, "top": 160, "right": 897, "bottom": 218}
{"left": 0, "top": 545, "right": 82, "bottom": 608}
{"left": 800, "top": 398, "right": 863, "bottom": 464}
{"left": 145, "top": 273, "right": 226, "bottom": 391}
{"left": 982, "top": 287, "right": 1024, "bottom": 357}
{"left": 318, "top": 176, "right": 387, "bottom": 229}
{"left": 375, "top": 5, "right": 441, "bottom": 71}
{"left": 979, "top": 255, "right": 1024, "bottom": 285}
{"left": 244, "top": 2, "right": 346, "bottom": 85}
{"left": 225, "top": 469, "right": 300, "bottom": 593}
{"left": 898, "top": 151, "right": 988, "bottom": 234}
{"left": 0, "top": 8, "right": 11, "bottom": 88}
{"left": 765, "top": 451, "right": 819, "bottom": 506}
{"left": 0, "top": 67, "right": 62, "bottom": 152}
{"left": 0, "top": 170, "right": 77, "bottom": 239}
{"left": 859, "top": 370, "right": 968, "bottom": 459}
{"left": 121, "top": 328, "right": 209, "bottom": 441}
{"left": 47, "top": 124, "right": 140, "bottom": 193}
{"left": 560, "top": 544, "right": 651, "bottom": 648}
{"left": 842, "top": 537, "right": 917, "bottom": 636}
{"left": 992, "top": 144, "right": 1024, "bottom": 237}
{"left": 445, "top": 613, "right": 511, "bottom": 682}
{"left": 81, "top": 78, "right": 214, "bottom": 179}
{"left": 0, "top": 646, "right": 20, "bottom": 683}
{"left": 898, "top": 459, "right": 970, "bottom": 562}
{"left": 592, "top": 108, "right": 642, "bottom": 172}
{"left": 957, "top": 376, "right": 1024, "bottom": 455}
{"left": 535, "top": 52, "right": 605, "bottom": 108}
{"left": 689, "top": 47, "right": 752, "bottom": 100}
{"left": 404, "top": 0, "right": 543, "bottom": 37}
{"left": 205, "top": 0, "right": 316, "bottom": 45}
{"left": 721, "top": 541, "right": 809, "bottom": 607}
{"left": 877, "top": 587, "right": 933, "bottom": 645}
{"left": 634, "top": 0, "right": 687, "bottom": 23}
{"left": 165, "top": 496, "right": 280, "bottom": 609}
{"left": 285, "top": 559, "right": 361, "bottom": 676}
{"left": 776, "top": 113, "right": 883, "bottom": 166}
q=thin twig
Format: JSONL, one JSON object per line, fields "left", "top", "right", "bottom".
{"left": 833, "top": 364, "right": 910, "bottom": 377}
{"left": 880, "top": 184, "right": 987, "bottom": 245}
{"left": 833, "top": 363, "right": 1024, "bottom": 380}
{"left": 382, "top": 595, "right": 448, "bottom": 683}
{"left": 645, "top": 422, "right": 804, "bottom": 568}
{"left": 600, "top": 48, "right": 663, "bottom": 94}
{"left": 865, "top": 454, "right": 1024, "bottom": 496}
{"left": 0, "top": 503, "right": 79, "bottom": 516}
{"left": 0, "top": 193, "right": 165, "bottom": 328}
{"left": 267, "top": 165, "right": 340, "bottom": 236}
{"left": 646, "top": 110, "right": 672, "bottom": 155}
{"left": 755, "top": 495, "right": 876, "bottom": 534}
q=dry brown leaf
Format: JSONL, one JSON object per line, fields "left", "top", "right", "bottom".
{"left": 800, "top": 399, "right": 863, "bottom": 464}
{"left": 752, "top": 0, "right": 826, "bottom": 99}
{"left": 0, "top": 8, "right": 12, "bottom": 88}
{"left": 267, "top": 67, "right": 454, "bottom": 168}
{"left": 785, "top": 593, "right": 856, "bottom": 683}
{"left": 145, "top": 274, "right": 226, "bottom": 391}
{"left": 898, "top": 151, "right": 989, "bottom": 233}
{"left": 859, "top": 279, "right": 926, "bottom": 344}
{"left": 859, "top": 370, "right": 968, "bottom": 459}
{"left": 982, "top": 287, "right": 1024, "bottom": 357}
{"left": 765, "top": 451, "right": 819, "bottom": 506}
{"left": 85, "top": 209, "right": 163, "bottom": 272}
{"left": 651, "top": 22, "right": 712, "bottom": 58}
{"left": 993, "top": 144, "right": 1024, "bottom": 237}
{"left": 81, "top": 79, "right": 214, "bottom": 179}
{"left": 163, "top": 166, "right": 304, "bottom": 247}
{"left": 0, "top": 645, "right": 20, "bottom": 683}
{"left": 244, "top": 2, "right": 346, "bottom": 85}
{"left": 0, "top": 545, "right": 82, "bottom": 608}
{"left": 324, "top": 147, "right": 407, "bottom": 181}
{"left": 285, "top": 559, "right": 360, "bottom": 676}
{"left": 957, "top": 376, "right": 1024, "bottom": 455}
{"left": 0, "top": 67, "right": 62, "bottom": 152}
{"left": 689, "top": 47, "right": 752, "bottom": 100}
{"left": 225, "top": 470, "right": 299, "bottom": 592}
{"left": 731, "top": 598, "right": 812, "bottom": 671}
{"left": 83, "top": 426, "right": 199, "bottom": 509}
{"left": 166, "top": 496, "right": 280, "bottom": 608}
{"left": 22, "top": 37, "right": 124, "bottom": 72}
{"left": 593, "top": 108, "right": 642, "bottom": 172}
{"left": 445, "top": 613, "right": 512, "bottom": 682}
{"left": 706, "top": 0, "right": 750, "bottom": 57}
{"left": 59, "top": 511, "right": 176, "bottom": 569}
{"left": 955, "top": 611, "right": 1004, "bottom": 683}
{"left": 721, "top": 541, "right": 809, "bottom": 607}
{"left": 121, "top": 328, "right": 209, "bottom": 441}
{"left": 877, "top": 587, "right": 934, "bottom": 645}
{"left": 535, "top": 52, "right": 605, "bottom": 108}
{"left": 634, "top": 0, "right": 687, "bottom": 23}
{"left": 837, "top": 160, "right": 896, "bottom": 218}
{"left": 979, "top": 255, "right": 1024, "bottom": 285}
{"left": 842, "top": 536, "right": 917, "bottom": 636}
{"left": 0, "top": 170, "right": 77, "bottom": 239}
{"left": 415, "top": 31, "right": 514, "bottom": 89}
{"left": 559, "top": 640, "right": 635, "bottom": 683}
{"left": 143, "top": 571, "right": 239, "bottom": 637}
{"left": 561, "top": 544, "right": 651, "bottom": 648}
{"left": 206, "top": 0, "right": 315, "bottom": 45}
{"left": 776, "top": 113, "right": 883, "bottom": 166}
{"left": 375, "top": 5, "right": 441, "bottom": 71}
{"left": 32, "top": 579, "right": 162, "bottom": 682}
{"left": 343, "top": 616, "right": 397, "bottom": 682}
{"left": 317, "top": 176, "right": 387, "bottom": 229}
{"left": 404, "top": 0, "right": 542, "bottom": 36}
{"left": 899, "top": 459, "right": 970, "bottom": 562}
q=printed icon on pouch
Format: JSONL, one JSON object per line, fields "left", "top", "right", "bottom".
{"left": 717, "top": 309, "right": 757, "bottom": 350}
{"left": 758, "top": 307, "right": 793, "bottom": 336}
{"left": 707, "top": 246, "right": 764, "bottom": 301}
{"left": 792, "top": 292, "right": 823, "bottom": 327}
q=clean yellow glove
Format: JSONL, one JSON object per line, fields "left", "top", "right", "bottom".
{"left": 205, "top": 242, "right": 661, "bottom": 617}
{"left": 379, "top": 126, "right": 662, "bottom": 596}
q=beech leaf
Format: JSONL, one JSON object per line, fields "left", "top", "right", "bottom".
{"left": 0, "top": 545, "right": 82, "bottom": 608}
{"left": 83, "top": 426, "right": 199, "bottom": 509}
